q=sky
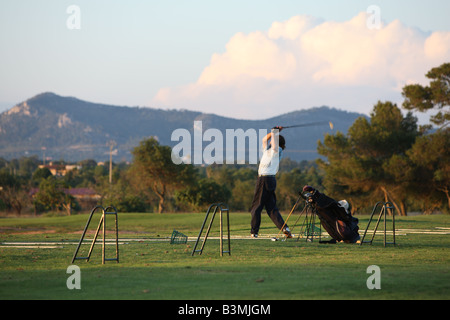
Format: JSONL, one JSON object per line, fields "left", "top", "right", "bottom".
{"left": 1, "top": 0, "right": 449, "bottom": 121}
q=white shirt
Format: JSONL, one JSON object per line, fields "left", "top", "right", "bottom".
{"left": 258, "top": 146, "right": 283, "bottom": 176}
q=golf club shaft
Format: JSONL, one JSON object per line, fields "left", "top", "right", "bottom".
{"left": 282, "top": 121, "right": 332, "bottom": 129}
{"left": 275, "top": 195, "right": 302, "bottom": 240}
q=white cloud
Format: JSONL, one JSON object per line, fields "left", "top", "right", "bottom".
{"left": 152, "top": 12, "right": 450, "bottom": 119}
{"left": 198, "top": 31, "right": 297, "bottom": 84}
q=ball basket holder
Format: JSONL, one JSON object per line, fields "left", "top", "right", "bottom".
{"left": 71, "top": 205, "right": 119, "bottom": 264}
{"left": 191, "top": 203, "right": 231, "bottom": 256}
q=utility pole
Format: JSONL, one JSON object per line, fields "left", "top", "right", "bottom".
{"left": 108, "top": 140, "right": 116, "bottom": 184}
{"left": 42, "top": 147, "right": 46, "bottom": 165}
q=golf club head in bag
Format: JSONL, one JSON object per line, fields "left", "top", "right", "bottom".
{"left": 300, "top": 185, "right": 317, "bottom": 203}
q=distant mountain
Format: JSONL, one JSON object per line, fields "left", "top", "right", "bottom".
{"left": 0, "top": 92, "right": 366, "bottom": 162}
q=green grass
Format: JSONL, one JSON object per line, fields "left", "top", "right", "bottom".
{"left": 0, "top": 212, "right": 449, "bottom": 300}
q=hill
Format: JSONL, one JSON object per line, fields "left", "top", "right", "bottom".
{"left": 0, "top": 92, "right": 365, "bottom": 162}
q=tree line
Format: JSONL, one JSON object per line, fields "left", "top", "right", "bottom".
{"left": 0, "top": 63, "right": 448, "bottom": 216}
{"left": 0, "top": 152, "right": 322, "bottom": 215}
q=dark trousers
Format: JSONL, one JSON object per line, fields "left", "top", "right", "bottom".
{"left": 250, "top": 176, "right": 287, "bottom": 235}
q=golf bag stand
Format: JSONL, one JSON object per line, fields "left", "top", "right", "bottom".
{"left": 302, "top": 202, "right": 322, "bottom": 242}
{"left": 71, "top": 205, "right": 119, "bottom": 264}
{"left": 290, "top": 201, "right": 322, "bottom": 242}
{"left": 360, "top": 201, "right": 396, "bottom": 247}
{"left": 191, "top": 203, "right": 231, "bottom": 256}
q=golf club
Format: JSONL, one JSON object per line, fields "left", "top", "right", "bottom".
{"left": 271, "top": 194, "right": 303, "bottom": 242}
{"left": 276, "top": 121, "right": 334, "bottom": 130}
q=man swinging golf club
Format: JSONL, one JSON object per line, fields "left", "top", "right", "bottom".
{"left": 250, "top": 126, "right": 292, "bottom": 239}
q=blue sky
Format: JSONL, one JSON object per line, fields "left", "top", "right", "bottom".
{"left": 1, "top": 0, "right": 449, "bottom": 119}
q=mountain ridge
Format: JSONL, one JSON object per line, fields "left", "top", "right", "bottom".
{"left": 0, "top": 92, "right": 366, "bottom": 162}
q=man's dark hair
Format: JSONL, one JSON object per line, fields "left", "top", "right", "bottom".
{"left": 279, "top": 135, "right": 286, "bottom": 150}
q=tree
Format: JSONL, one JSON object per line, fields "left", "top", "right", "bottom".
{"left": 229, "top": 179, "right": 254, "bottom": 211}
{"left": 277, "top": 169, "right": 307, "bottom": 210}
{"left": 102, "top": 171, "right": 147, "bottom": 213}
{"left": 33, "top": 176, "right": 76, "bottom": 214}
{"left": 402, "top": 62, "right": 450, "bottom": 128}
{"left": 401, "top": 63, "right": 450, "bottom": 212}
{"left": 317, "top": 101, "right": 420, "bottom": 215}
{"left": 32, "top": 167, "right": 52, "bottom": 186}
{"left": 175, "top": 178, "right": 231, "bottom": 211}
{"left": 130, "top": 137, "right": 196, "bottom": 213}
{"left": 406, "top": 130, "right": 450, "bottom": 212}
{"left": 0, "top": 170, "right": 29, "bottom": 215}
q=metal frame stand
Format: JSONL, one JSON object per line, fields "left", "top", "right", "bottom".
{"left": 191, "top": 203, "right": 231, "bottom": 256}
{"left": 289, "top": 201, "right": 321, "bottom": 242}
{"left": 360, "top": 201, "right": 396, "bottom": 247}
{"left": 71, "top": 205, "right": 119, "bottom": 264}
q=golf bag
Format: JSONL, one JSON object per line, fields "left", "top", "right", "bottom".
{"left": 301, "top": 186, "right": 360, "bottom": 243}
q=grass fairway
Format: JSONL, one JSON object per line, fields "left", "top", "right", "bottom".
{"left": 0, "top": 212, "right": 449, "bottom": 300}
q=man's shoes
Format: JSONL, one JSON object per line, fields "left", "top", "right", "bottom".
{"left": 251, "top": 233, "right": 258, "bottom": 238}
{"left": 283, "top": 227, "right": 293, "bottom": 238}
